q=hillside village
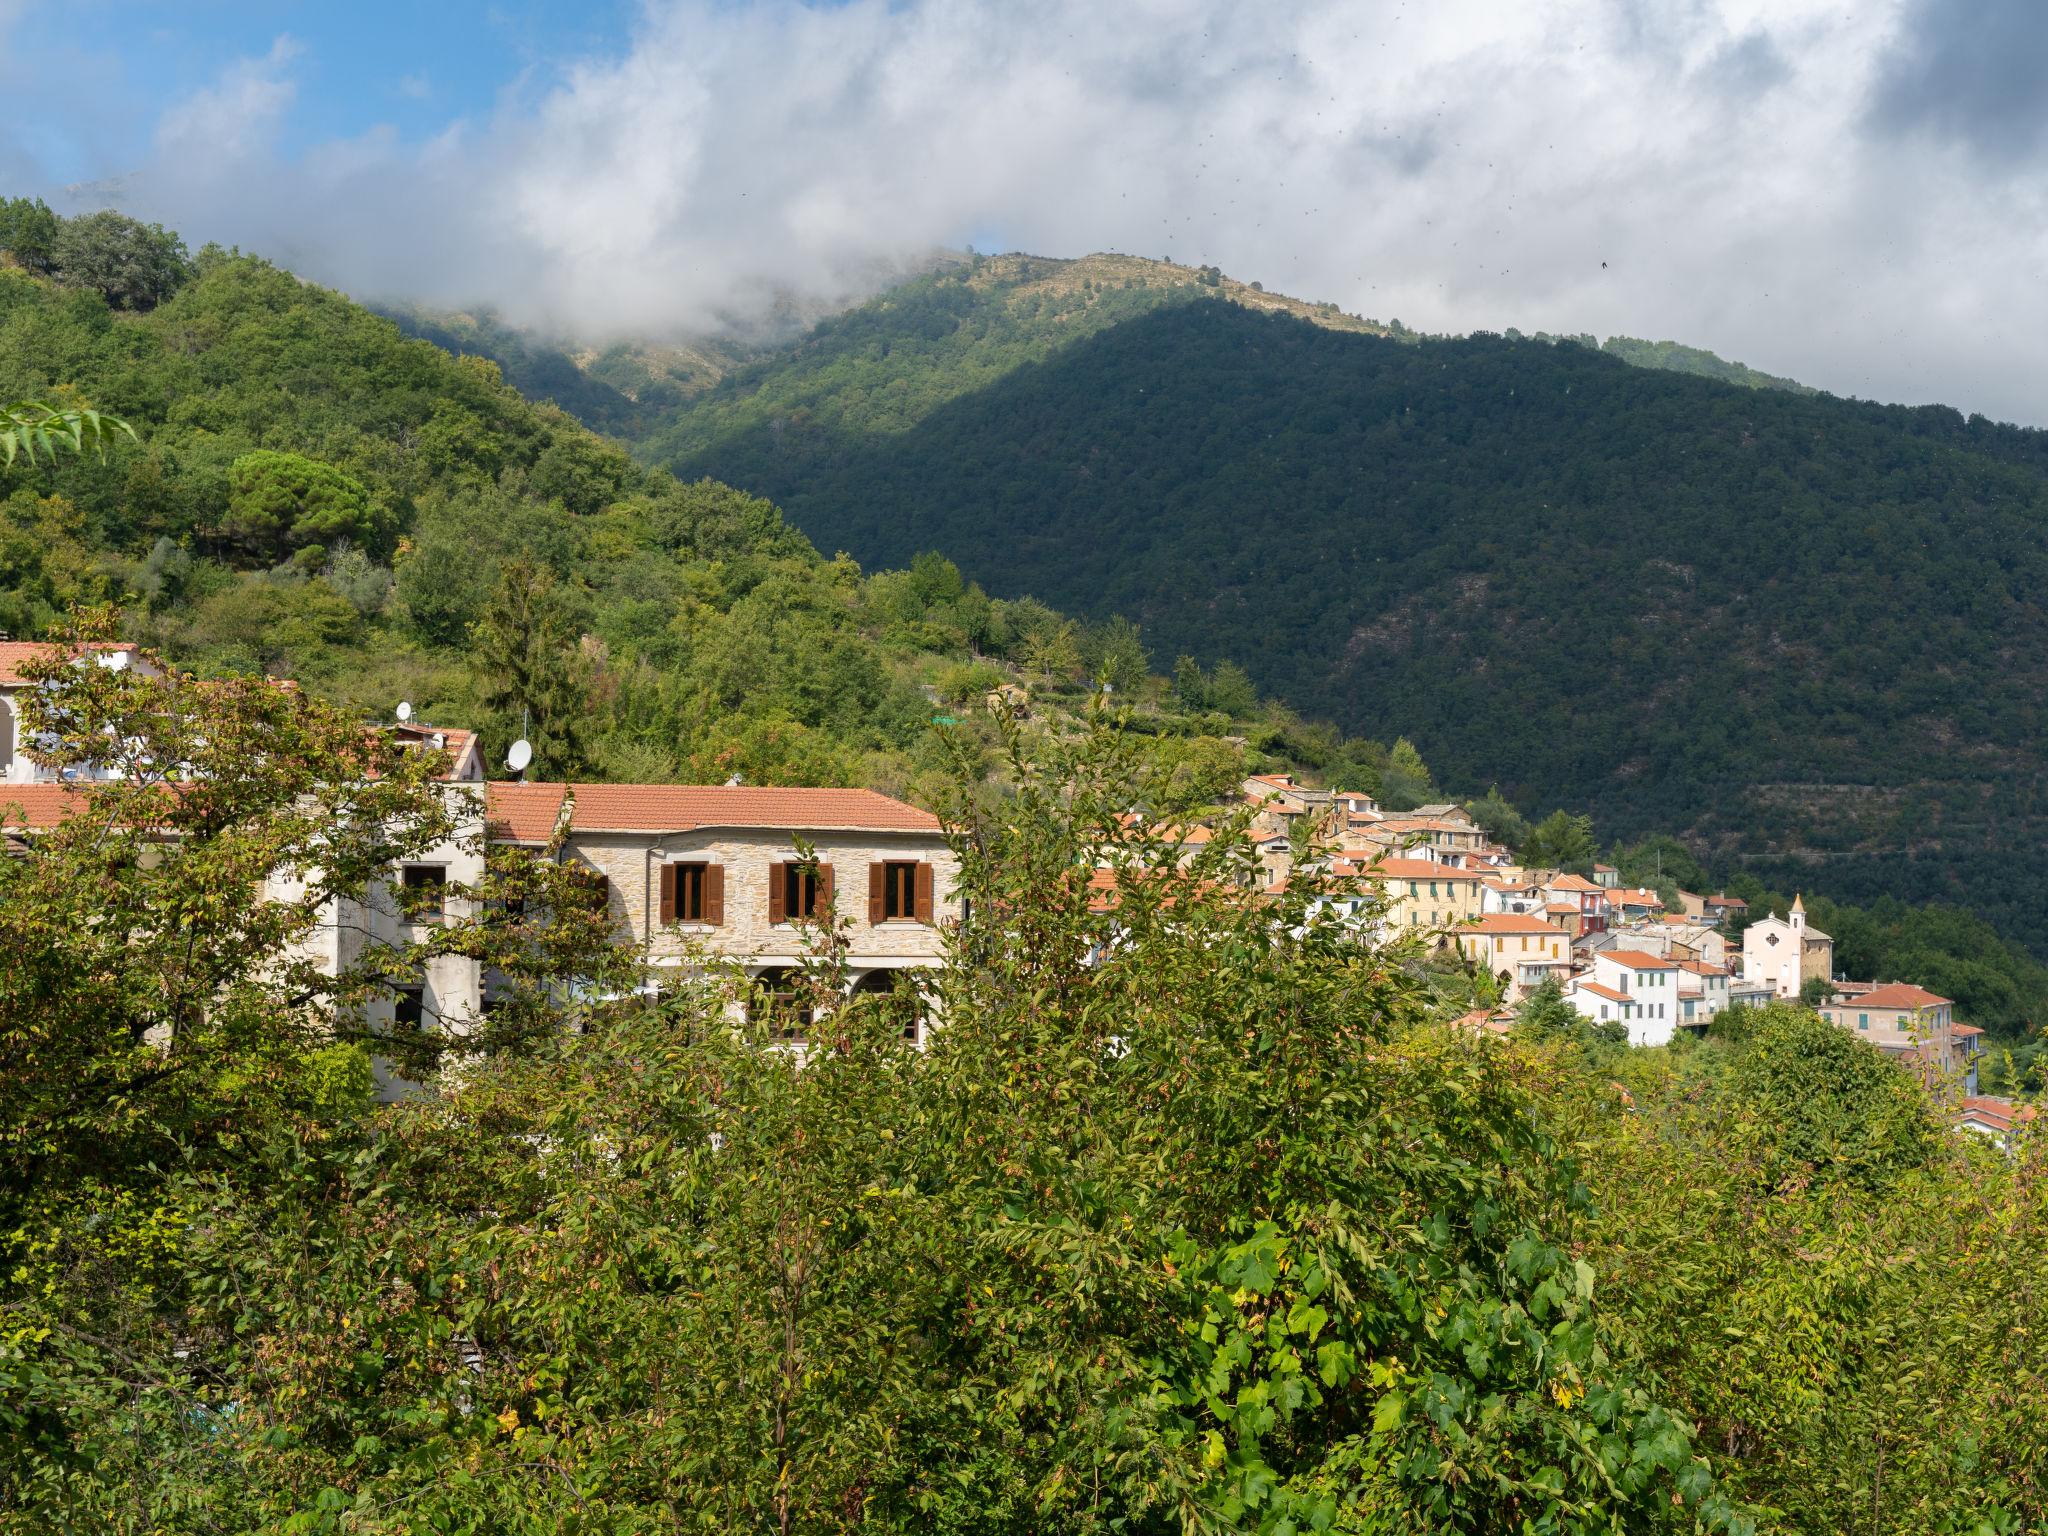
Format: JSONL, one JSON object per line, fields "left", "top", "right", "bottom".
{"left": 3, "top": 639, "right": 2029, "bottom": 1139}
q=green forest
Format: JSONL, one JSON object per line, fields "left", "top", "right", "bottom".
{"left": 0, "top": 210, "right": 1281, "bottom": 804}
{"left": 638, "top": 275, "right": 2048, "bottom": 950}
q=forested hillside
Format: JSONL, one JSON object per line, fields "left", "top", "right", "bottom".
{"left": 649, "top": 290, "right": 2048, "bottom": 947}
{"left": 0, "top": 237, "right": 1281, "bottom": 804}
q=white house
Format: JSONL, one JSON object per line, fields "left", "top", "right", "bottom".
{"left": 1589, "top": 948, "right": 1682, "bottom": 1046}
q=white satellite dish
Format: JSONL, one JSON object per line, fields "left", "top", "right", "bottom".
{"left": 506, "top": 738, "right": 532, "bottom": 773}
{"left": 395, "top": 701, "right": 413, "bottom": 723}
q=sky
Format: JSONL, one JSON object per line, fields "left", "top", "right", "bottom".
{"left": 7, "top": 0, "right": 2048, "bottom": 424}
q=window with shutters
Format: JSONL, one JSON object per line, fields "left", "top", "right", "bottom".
{"left": 776, "top": 862, "right": 828, "bottom": 922}
{"left": 665, "top": 862, "right": 708, "bottom": 923}
{"left": 881, "top": 861, "right": 918, "bottom": 920}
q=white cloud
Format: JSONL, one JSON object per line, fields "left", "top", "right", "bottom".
{"left": 155, "top": 36, "right": 302, "bottom": 161}
{"left": 90, "top": 0, "right": 2048, "bottom": 423}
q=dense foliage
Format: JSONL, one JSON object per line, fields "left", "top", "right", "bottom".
{"left": 648, "top": 291, "right": 2048, "bottom": 950}
{"left": 4, "top": 695, "right": 2041, "bottom": 1533}
{"left": 0, "top": 245, "right": 1289, "bottom": 804}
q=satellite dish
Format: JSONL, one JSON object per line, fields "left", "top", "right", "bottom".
{"left": 98, "top": 649, "right": 130, "bottom": 673}
{"left": 506, "top": 739, "right": 532, "bottom": 773}
{"left": 431, "top": 732, "right": 446, "bottom": 749}
{"left": 395, "top": 701, "right": 413, "bottom": 723}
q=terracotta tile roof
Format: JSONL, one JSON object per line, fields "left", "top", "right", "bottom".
{"left": 1704, "top": 894, "right": 1748, "bottom": 907}
{"left": 1677, "top": 960, "right": 1726, "bottom": 975}
{"left": 0, "top": 784, "right": 89, "bottom": 829}
{"left": 0, "top": 640, "right": 139, "bottom": 686}
{"left": 1356, "top": 856, "right": 1481, "bottom": 880}
{"left": 1465, "top": 913, "right": 1569, "bottom": 936}
{"left": 1601, "top": 949, "right": 1678, "bottom": 971}
{"left": 485, "top": 782, "right": 569, "bottom": 844}
{"left": 491, "top": 782, "right": 943, "bottom": 837}
{"left": 1952, "top": 1023, "right": 1984, "bottom": 1038}
{"left": 1960, "top": 1097, "right": 2039, "bottom": 1134}
{"left": 1544, "top": 900, "right": 1578, "bottom": 914}
{"left": 1547, "top": 873, "right": 1600, "bottom": 893}
{"left": 1571, "top": 980, "right": 1632, "bottom": 1004}
{"left": 1852, "top": 982, "right": 1952, "bottom": 1011}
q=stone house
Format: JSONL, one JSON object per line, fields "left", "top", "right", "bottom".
{"left": 483, "top": 781, "right": 958, "bottom": 1042}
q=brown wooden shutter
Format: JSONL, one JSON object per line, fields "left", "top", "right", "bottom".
{"left": 705, "top": 863, "right": 724, "bottom": 926}
{"left": 914, "top": 861, "right": 935, "bottom": 923}
{"left": 868, "top": 862, "right": 886, "bottom": 925}
{"left": 817, "top": 863, "right": 834, "bottom": 915}
{"left": 768, "top": 862, "right": 787, "bottom": 924}
{"left": 658, "top": 862, "right": 676, "bottom": 925}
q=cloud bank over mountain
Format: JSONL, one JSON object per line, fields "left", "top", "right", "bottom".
{"left": 24, "top": 0, "right": 2048, "bottom": 423}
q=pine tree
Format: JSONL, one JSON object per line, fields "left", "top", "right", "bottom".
{"left": 473, "top": 557, "right": 592, "bottom": 779}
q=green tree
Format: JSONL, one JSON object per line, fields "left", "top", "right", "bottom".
{"left": 1468, "top": 783, "right": 1530, "bottom": 848}
{"left": 1378, "top": 735, "right": 1436, "bottom": 810}
{"left": 1524, "top": 809, "right": 1598, "bottom": 873}
{"left": 49, "top": 208, "right": 191, "bottom": 311}
{"left": 1205, "top": 657, "right": 1259, "bottom": 717}
{"left": 0, "top": 195, "right": 59, "bottom": 274}
{"left": 473, "top": 555, "right": 593, "bottom": 778}
{"left": 220, "top": 449, "right": 393, "bottom": 562}
{"left": 1172, "top": 653, "right": 1208, "bottom": 710}
{"left": 1725, "top": 1002, "right": 1939, "bottom": 1192}
{"left": 1083, "top": 614, "right": 1150, "bottom": 694}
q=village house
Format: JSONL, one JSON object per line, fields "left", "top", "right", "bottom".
{"left": 0, "top": 716, "right": 490, "bottom": 1058}
{"left": 1675, "top": 959, "right": 1731, "bottom": 1027}
{"left": 483, "top": 781, "right": 958, "bottom": 1042}
{"left": 1815, "top": 982, "right": 1963, "bottom": 1076}
{"left": 1702, "top": 894, "right": 1748, "bottom": 925}
{"left": 1541, "top": 872, "right": 1609, "bottom": 935}
{"left": 0, "top": 640, "right": 150, "bottom": 785}
{"left": 1347, "top": 855, "right": 1486, "bottom": 933}
{"left": 1591, "top": 862, "right": 1620, "bottom": 889}
{"left": 1455, "top": 913, "right": 1573, "bottom": 999}
{"left": 1605, "top": 886, "right": 1665, "bottom": 924}
{"left": 1741, "top": 895, "right": 1833, "bottom": 1000}
{"left": 1562, "top": 975, "right": 1637, "bottom": 1032}
{"left": 1958, "top": 1096, "right": 2039, "bottom": 1143}
{"left": 1480, "top": 874, "right": 1545, "bottom": 915}
{"left": 1587, "top": 949, "right": 1683, "bottom": 1046}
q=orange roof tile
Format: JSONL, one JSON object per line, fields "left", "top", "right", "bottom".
{"left": 1572, "top": 980, "right": 1632, "bottom": 1004}
{"left": 1465, "top": 913, "right": 1569, "bottom": 935}
{"left": 0, "top": 784, "right": 89, "bottom": 829}
{"left": 1852, "top": 982, "right": 1953, "bottom": 1011}
{"left": 0, "top": 640, "right": 139, "bottom": 686}
{"left": 485, "top": 782, "right": 569, "bottom": 844}
{"left": 502, "top": 782, "right": 943, "bottom": 837}
{"left": 1355, "top": 856, "right": 1481, "bottom": 880}
{"left": 1548, "top": 873, "right": 1600, "bottom": 892}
